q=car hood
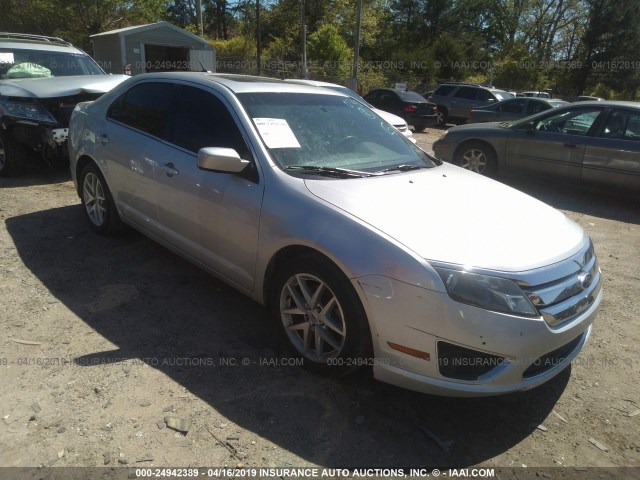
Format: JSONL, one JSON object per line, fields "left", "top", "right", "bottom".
{"left": 447, "top": 122, "right": 509, "bottom": 134}
{"left": 304, "top": 163, "right": 585, "bottom": 272}
{"left": 0, "top": 75, "right": 129, "bottom": 99}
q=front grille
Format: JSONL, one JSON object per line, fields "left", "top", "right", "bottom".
{"left": 437, "top": 341, "right": 505, "bottom": 381}
{"left": 523, "top": 333, "right": 584, "bottom": 378}
{"left": 520, "top": 241, "right": 601, "bottom": 327}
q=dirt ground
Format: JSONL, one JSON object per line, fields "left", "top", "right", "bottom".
{"left": 1, "top": 127, "right": 639, "bottom": 474}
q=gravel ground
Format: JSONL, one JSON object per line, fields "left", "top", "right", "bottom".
{"left": 0, "top": 128, "right": 639, "bottom": 473}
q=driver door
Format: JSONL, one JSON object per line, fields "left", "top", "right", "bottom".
{"left": 505, "top": 107, "right": 605, "bottom": 181}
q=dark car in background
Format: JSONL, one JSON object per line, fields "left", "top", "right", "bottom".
{"left": 428, "top": 83, "right": 513, "bottom": 126}
{"left": 0, "top": 33, "right": 128, "bottom": 176}
{"left": 363, "top": 88, "right": 437, "bottom": 132}
{"left": 468, "top": 97, "right": 568, "bottom": 124}
{"left": 432, "top": 101, "right": 640, "bottom": 193}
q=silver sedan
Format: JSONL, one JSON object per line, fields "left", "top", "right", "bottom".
{"left": 69, "top": 73, "right": 602, "bottom": 396}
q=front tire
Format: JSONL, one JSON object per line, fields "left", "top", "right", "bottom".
{"left": 270, "top": 254, "right": 372, "bottom": 375}
{"left": 79, "top": 163, "right": 123, "bottom": 235}
{"left": 455, "top": 141, "right": 497, "bottom": 177}
{"left": 0, "top": 129, "right": 28, "bottom": 177}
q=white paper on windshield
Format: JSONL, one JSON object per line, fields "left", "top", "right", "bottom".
{"left": 0, "top": 52, "right": 15, "bottom": 64}
{"left": 253, "top": 118, "right": 301, "bottom": 149}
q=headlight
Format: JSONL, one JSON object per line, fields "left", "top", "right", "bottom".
{"left": 0, "top": 101, "right": 57, "bottom": 124}
{"left": 433, "top": 267, "right": 539, "bottom": 317}
{"left": 438, "top": 130, "right": 448, "bottom": 140}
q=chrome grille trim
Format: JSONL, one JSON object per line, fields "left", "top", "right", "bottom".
{"left": 539, "top": 274, "right": 602, "bottom": 326}
{"left": 523, "top": 253, "right": 597, "bottom": 307}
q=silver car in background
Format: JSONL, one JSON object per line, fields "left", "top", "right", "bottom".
{"left": 69, "top": 73, "right": 602, "bottom": 396}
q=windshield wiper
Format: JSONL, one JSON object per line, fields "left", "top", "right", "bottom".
{"left": 376, "top": 164, "right": 430, "bottom": 174}
{"left": 284, "top": 165, "right": 380, "bottom": 178}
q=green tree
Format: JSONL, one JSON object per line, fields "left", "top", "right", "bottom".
{"left": 307, "top": 24, "right": 351, "bottom": 80}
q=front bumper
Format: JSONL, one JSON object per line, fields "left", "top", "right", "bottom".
{"left": 356, "top": 269, "right": 601, "bottom": 396}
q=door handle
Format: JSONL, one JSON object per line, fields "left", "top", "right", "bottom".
{"left": 99, "top": 133, "right": 110, "bottom": 145}
{"left": 564, "top": 143, "right": 577, "bottom": 149}
{"left": 162, "top": 162, "right": 179, "bottom": 177}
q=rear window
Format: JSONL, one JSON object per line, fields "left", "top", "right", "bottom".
{"left": 493, "top": 91, "right": 513, "bottom": 101}
{"left": 397, "top": 91, "right": 426, "bottom": 102}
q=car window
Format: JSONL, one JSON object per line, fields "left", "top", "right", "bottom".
{"left": 107, "top": 82, "right": 179, "bottom": 139}
{"left": 434, "top": 85, "right": 456, "bottom": 96}
{"left": 363, "top": 90, "right": 379, "bottom": 102}
{"left": 534, "top": 108, "right": 603, "bottom": 136}
{"left": 454, "top": 87, "right": 477, "bottom": 100}
{"left": 237, "top": 92, "right": 436, "bottom": 174}
{"left": 493, "top": 91, "right": 512, "bottom": 101}
{"left": 498, "top": 99, "right": 526, "bottom": 113}
{"left": 476, "top": 89, "right": 492, "bottom": 102}
{"left": 398, "top": 91, "right": 426, "bottom": 102}
{"left": 171, "top": 86, "right": 251, "bottom": 158}
{"left": 527, "top": 100, "right": 549, "bottom": 115}
{"left": 597, "top": 109, "right": 640, "bottom": 141}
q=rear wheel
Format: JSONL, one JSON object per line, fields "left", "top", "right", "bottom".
{"left": 435, "top": 108, "right": 448, "bottom": 126}
{"left": 412, "top": 124, "right": 427, "bottom": 133}
{"left": 79, "top": 163, "right": 123, "bottom": 235}
{"left": 455, "top": 141, "right": 498, "bottom": 177}
{"left": 270, "top": 254, "right": 372, "bottom": 376}
{"left": 0, "top": 130, "right": 28, "bottom": 177}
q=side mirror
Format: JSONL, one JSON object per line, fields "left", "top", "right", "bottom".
{"left": 526, "top": 122, "right": 535, "bottom": 134}
{"left": 197, "top": 147, "right": 250, "bottom": 173}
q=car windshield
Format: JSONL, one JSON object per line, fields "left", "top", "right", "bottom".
{"left": 0, "top": 48, "right": 104, "bottom": 79}
{"left": 493, "top": 91, "right": 513, "bottom": 101}
{"left": 238, "top": 92, "right": 437, "bottom": 175}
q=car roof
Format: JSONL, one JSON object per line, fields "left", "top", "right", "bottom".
{"left": 0, "top": 40, "right": 83, "bottom": 54}
{"left": 285, "top": 79, "right": 344, "bottom": 88}
{"left": 131, "top": 72, "right": 347, "bottom": 95}
{"left": 570, "top": 100, "right": 639, "bottom": 108}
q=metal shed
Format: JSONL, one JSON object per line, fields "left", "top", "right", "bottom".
{"left": 91, "top": 21, "right": 215, "bottom": 75}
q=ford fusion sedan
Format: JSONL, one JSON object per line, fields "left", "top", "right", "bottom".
{"left": 69, "top": 73, "right": 602, "bottom": 396}
{"left": 433, "top": 101, "right": 640, "bottom": 192}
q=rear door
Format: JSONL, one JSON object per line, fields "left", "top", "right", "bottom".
{"left": 102, "top": 81, "right": 180, "bottom": 234}
{"left": 504, "top": 106, "right": 605, "bottom": 181}
{"left": 449, "top": 86, "right": 478, "bottom": 118}
{"left": 583, "top": 107, "right": 640, "bottom": 191}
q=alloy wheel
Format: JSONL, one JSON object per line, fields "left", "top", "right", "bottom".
{"left": 461, "top": 148, "right": 488, "bottom": 173}
{"left": 279, "top": 273, "right": 346, "bottom": 362}
{"left": 83, "top": 172, "right": 107, "bottom": 227}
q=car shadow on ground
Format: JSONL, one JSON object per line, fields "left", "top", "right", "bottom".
{"left": 500, "top": 176, "right": 640, "bottom": 225}
{"left": 6, "top": 204, "right": 569, "bottom": 468}
{"left": 0, "top": 165, "right": 71, "bottom": 189}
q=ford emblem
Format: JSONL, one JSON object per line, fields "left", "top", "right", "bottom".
{"left": 578, "top": 272, "right": 593, "bottom": 290}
